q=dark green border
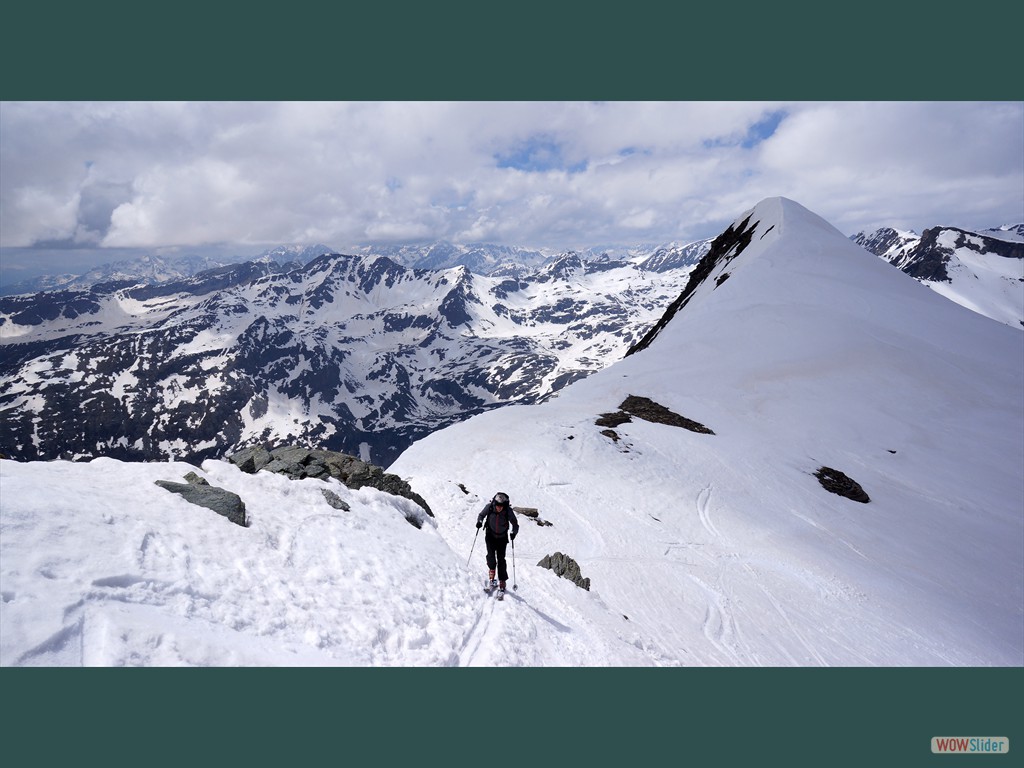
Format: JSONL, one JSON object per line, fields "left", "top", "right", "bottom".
{"left": 2, "top": 4, "right": 1020, "bottom": 767}
{"left": 2, "top": 668, "right": 1021, "bottom": 766}
{"left": 1, "top": 2, "right": 1020, "bottom": 99}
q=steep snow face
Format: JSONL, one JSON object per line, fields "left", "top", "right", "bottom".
{"left": 391, "top": 197, "right": 1024, "bottom": 666}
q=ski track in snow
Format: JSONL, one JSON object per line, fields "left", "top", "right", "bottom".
{"left": 696, "top": 485, "right": 720, "bottom": 538}
{"left": 459, "top": 586, "right": 501, "bottom": 666}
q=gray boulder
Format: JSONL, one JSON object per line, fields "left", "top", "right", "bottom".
{"left": 263, "top": 458, "right": 307, "bottom": 478}
{"left": 320, "top": 488, "right": 351, "bottom": 511}
{"left": 227, "top": 445, "right": 272, "bottom": 474}
{"left": 155, "top": 479, "right": 247, "bottom": 527}
{"left": 537, "top": 551, "right": 590, "bottom": 591}
{"left": 183, "top": 471, "right": 209, "bottom": 486}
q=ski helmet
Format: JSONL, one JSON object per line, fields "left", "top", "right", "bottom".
{"left": 493, "top": 492, "right": 509, "bottom": 505}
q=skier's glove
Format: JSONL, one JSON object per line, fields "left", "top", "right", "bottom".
{"left": 510, "top": 531, "right": 517, "bottom": 541}
{"left": 476, "top": 521, "right": 482, "bottom": 529}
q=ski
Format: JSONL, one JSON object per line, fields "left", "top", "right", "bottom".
{"left": 496, "top": 589, "right": 505, "bottom": 601}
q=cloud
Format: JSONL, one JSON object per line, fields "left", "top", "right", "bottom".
{"left": 104, "top": 158, "right": 261, "bottom": 247}
{"left": 1, "top": 101, "right": 1021, "bottom": 253}
{"left": 751, "top": 102, "right": 1024, "bottom": 234}
{"left": 6, "top": 186, "right": 81, "bottom": 246}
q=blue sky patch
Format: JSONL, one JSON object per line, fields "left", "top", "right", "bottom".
{"left": 742, "top": 110, "right": 787, "bottom": 148}
{"left": 495, "top": 135, "right": 587, "bottom": 173}
{"left": 702, "top": 110, "right": 788, "bottom": 150}
{"left": 618, "top": 146, "right": 652, "bottom": 158}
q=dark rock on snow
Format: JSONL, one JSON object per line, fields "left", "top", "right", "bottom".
{"left": 813, "top": 466, "right": 870, "bottom": 503}
{"left": 627, "top": 213, "right": 758, "bottom": 356}
{"left": 538, "top": 551, "right": 591, "bottom": 591}
{"left": 154, "top": 477, "right": 248, "bottom": 527}
{"left": 228, "top": 444, "right": 433, "bottom": 520}
{"left": 596, "top": 395, "right": 714, "bottom": 437}
{"left": 320, "top": 488, "right": 351, "bottom": 511}
{"left": 515, "top": 506, "right": 553, "bottom": 527}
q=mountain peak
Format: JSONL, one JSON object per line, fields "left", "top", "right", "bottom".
{"left": 627, "top": 197, "right": 848, "bottom": 356}
{"left": 390, "top": 198, "right": 1023, "bottom": 666}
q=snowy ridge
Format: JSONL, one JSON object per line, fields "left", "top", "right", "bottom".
{"left": 391, "top": 197, "right": 1024, "bottom": 666}
{"left": 981, "top": 223, "right": 1024, "bottom": 242}
{"left": 852, "top": 223, "right": 1024, "bottom": 329}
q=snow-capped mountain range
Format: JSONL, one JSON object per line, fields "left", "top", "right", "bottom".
{"left": 1, "top": 240, "right": 709, "bottom": 297}
{"left": 0, "top": 249, "right": 696, "bottom": 466}
{"left": 350, "top": 240, "right": 713, "bottom": 278}
{"left": 0, "top": 245, "right": 337, "bottom": 297}
{"left": 851, "top": 223, "right": 1023, "bottom": 329}
{"left": 2, "top": 197, "right": 1019, "bottom": 668}
{"left": 349, "top": 241, "right": 550, "bottom": 277}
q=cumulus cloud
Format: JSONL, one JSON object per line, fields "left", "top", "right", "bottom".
{"left": 1, "top": 101, "right": 1021, "bottom": 252}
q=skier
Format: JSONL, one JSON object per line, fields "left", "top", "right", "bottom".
{"left": 476, "top": 492, "right": 519, "bottom": 597}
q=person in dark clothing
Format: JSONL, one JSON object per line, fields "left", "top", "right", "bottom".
{"left": 476, "top": 492, "right": 519, "bottom": 595}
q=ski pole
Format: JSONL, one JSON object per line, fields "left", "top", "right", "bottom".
{"left": 511, "top": 537, "right": 518, "bottom": 591}
{"left": 467, "top": 525, "right": 480, "bottom": 566}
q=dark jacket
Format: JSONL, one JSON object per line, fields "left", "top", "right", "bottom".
{"left": 477, "top": 501, "right": 519, "bottom": 539}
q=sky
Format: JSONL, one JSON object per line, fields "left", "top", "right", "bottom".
{"left": 1, "top": 101, "right": 1022, "bottom": 284}
{"left": 3, "top": 198, "right": 1020, "bottom": 670}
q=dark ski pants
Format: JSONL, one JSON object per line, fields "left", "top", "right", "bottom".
{"left": 485, "top": 534, "right": 510, "bottom": 582}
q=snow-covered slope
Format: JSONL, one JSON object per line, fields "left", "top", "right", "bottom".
{"left": 0, "top": 453, "right": 667, "bottom": 666}
{"left": 2, "top": 198, "right": 1020, "bottom": 668}
{"left": 391, "top": 197, "right": 1024, "bottom": 666}
{"left": 852, "top": 224, "right": 1024, "bottom": 329}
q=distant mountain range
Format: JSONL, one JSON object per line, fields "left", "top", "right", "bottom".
{"left": 0, "top": 248, "right": 699, "bottom": 466}
{"left": 1, "top": 239, "right": 712, "bottom": 296}
{"left": 851, "top": 223, "right": 1023, "bottom": 328}
{"left": 0, "top": 245, "right": 337, "bottom": 296}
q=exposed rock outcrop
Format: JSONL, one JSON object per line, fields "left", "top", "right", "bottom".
{"left": 626, "top": 214, "right": 758, "bottom": 357}
{"left": 228, "top": 444, "right": 433, "bottom": 519}
{"left": 538, "top": 552, "right": 590, "bottom": 591}
{"left": 515, "top": 507, "right": 553, "bottom": 527}
{"left": 814, "top": 466, "right": 870, "bottom": 503}
{"left": 597, "top": 394, "right": 714, "bottom": 440}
